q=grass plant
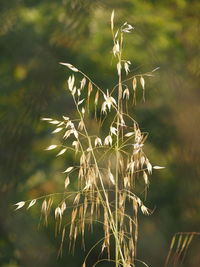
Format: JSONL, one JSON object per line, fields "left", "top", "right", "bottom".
{"left": 14, "top": 11, "right": 166, "bottom": 267}
{"left": 164, "top": 232, "right": 200, "bottom": 267}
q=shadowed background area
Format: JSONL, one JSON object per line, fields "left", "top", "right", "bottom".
{"left": 0, "top": 0, "right": 200, "bottom": 266}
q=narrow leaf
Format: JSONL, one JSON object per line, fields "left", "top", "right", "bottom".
{"left": 170, "top": 235, "right": 176, "bottom": 250}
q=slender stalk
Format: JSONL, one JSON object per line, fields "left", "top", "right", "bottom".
{"left": 115, "top": 132, "right": 119, "bottom": 267}
{"left": 115, "top": 31, "right": 123, "bottom": 267}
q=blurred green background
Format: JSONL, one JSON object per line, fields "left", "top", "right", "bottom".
{"left": 0, "top": 0, "right": 200, "bottom": 266}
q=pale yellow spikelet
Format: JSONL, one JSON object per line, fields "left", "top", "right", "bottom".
{"left": 14, "top": 201, "right": 25, "bottom": 210}
{"left": 94, "top": 137, "right": 102, "bottom": 147}
{"left": 111, "top": 10, "right": 115, "bottom": 31}
{"left": 94, "top": 90, "right": 99, "bottom": 105}
{"left": 80, "top": 77, "right": 86, "bottom": 89}
{"left": 56, "top": 148, "right": 67, "bottom": 157}
{"left": 64, "top": 176, "right": 70, "bottom": 189}
{"left": 132, "top": 77, "right": 137, "bottom": 91}
{"left": 27, "top": 199, "right": 36, "bottom": 209}
{"left": 140, "top": 76, "right": 145, "bottom": 89}
{"left": 61, "top": 202, "right": 66, "bottom": 214}
{"left": 60, "top": 62, "right": 79, "bottom": 72}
